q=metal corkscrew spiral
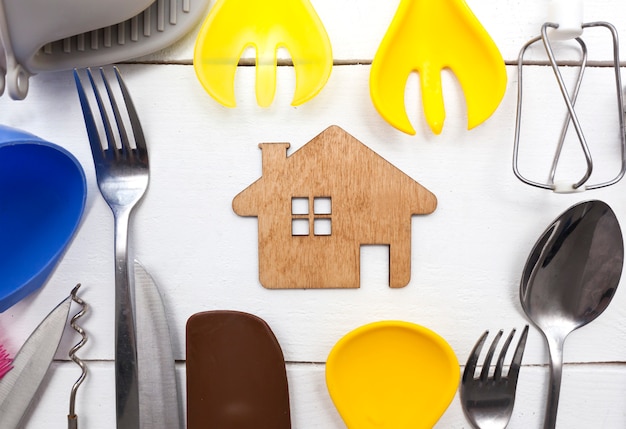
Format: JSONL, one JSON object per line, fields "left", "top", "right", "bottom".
{"left": 68, "top": 284, "right": 87, "bottom": 429}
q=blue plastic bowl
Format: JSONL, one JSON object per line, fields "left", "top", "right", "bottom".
{"left": 0, "top": 125, "right": 86, "bottom": 312}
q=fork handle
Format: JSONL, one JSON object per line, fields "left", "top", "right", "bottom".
{"left": 113, "top": 209, "right": 140, "bottom": 429}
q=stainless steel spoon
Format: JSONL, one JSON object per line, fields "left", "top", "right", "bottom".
{"left": 520, "top": 200, "right": 623, "bottom": 429}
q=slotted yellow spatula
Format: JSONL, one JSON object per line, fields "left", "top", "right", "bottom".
{"left": 194, "top": 0, "right": 332, "bottom": 107}
{"left": 370, "top": 0, "right": 506, "bottom": 135}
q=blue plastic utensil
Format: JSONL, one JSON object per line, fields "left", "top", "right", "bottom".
{"left": 0, "top": 125, "right": 86, "bottom": 312}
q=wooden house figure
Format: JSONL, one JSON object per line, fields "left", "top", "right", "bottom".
{"left": 232, "top": 126, "right": 437, "bottom": 289}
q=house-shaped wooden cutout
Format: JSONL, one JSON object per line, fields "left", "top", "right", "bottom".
{"left": 232, "top": 125, "right": 437, "bottom": 289}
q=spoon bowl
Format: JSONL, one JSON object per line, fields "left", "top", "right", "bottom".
{"left": 520, "top": 200, "right": 623, "bottom": 428}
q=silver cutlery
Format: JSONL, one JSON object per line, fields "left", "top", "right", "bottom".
{"left": 520, "top": 200, "right": 623, "bottom": 429}
{"left": 461, "top": 326, "right": 529, "bottom": 429}
{"left": 74, "top": 66, "right": 149, "bottom": 429}
{"left": 135, "top": 260, "right": 182, "bottom": 429}
{"left": 0, "top": 288, "right": 75, "bottom": 429}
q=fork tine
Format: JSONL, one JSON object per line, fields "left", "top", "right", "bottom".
{"left": 73, "top": 69, "right": 105, "bottom": 163}
{"left": 479, "top": 329, "right": 503, "bottom": 381}
{"left": 494, "top": 328, "right": 516, "bottom": 380}
{"left": 114, "top": 66, "right": 148, "bottom": 162}
{"left": 85, "top": 68, "right": 117, "bottom": 157}
{"left": 462, "top": 330, "right": 489, "bottom": 383}
{"left": 507, "top": 324, "right": 529, "bottom": 381}
{"left": 462, "top": 327, "right": 527, "bottom": 429}
{"left": 100, "top": 67, "right": 132, "bottom": 156}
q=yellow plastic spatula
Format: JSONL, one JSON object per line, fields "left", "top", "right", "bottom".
{"left": 193, "top": 0, "right": 332, "bottom": 107}
{"left": 370, "top": 0, "right": 507, "bottom": 135}
{"left": 326, "top": 321, "right": 459, "bottom": 428}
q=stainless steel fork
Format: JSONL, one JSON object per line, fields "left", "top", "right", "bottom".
{"left": 74, "top": 67, "right": 149, "bottom": 429}
{"left": 461, "top": 325, "right": 529, "bottom": 429}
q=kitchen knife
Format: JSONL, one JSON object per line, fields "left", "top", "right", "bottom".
{"left": 0, "top": 292, "right": 73, "bottom": 429}
{"left": 134, "top": 260, "right": 181, "bottom": 429}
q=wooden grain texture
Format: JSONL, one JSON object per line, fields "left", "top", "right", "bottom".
{"left": 1, "top": 0, "right": 626, "bottom": 427}
{"left": 233, "top": 125, "right": 437, "bottom": 288}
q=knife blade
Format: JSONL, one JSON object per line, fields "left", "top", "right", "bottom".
{"left": 134, "top": 260, "right": 181, "bottom": 429}
{"left": 0, "top": 293, "right": 72, "bottom": 429}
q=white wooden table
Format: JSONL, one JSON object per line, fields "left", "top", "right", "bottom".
{"left": 2, "top": 0, "right": 626, "bottom": 427}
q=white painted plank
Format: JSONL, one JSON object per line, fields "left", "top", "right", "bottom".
{"left": 137, "top": 0, "right": 626, "bottom": 63}
{"left": 16, "top": 361, "right": 626, "bottom": 428}
{"left": 0, "top": 47, "right": 626, "bottom": 427}
{"left": 2, "top": 63, "right": 626, "bottom": 363}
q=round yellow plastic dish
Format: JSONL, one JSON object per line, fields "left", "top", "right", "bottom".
{"left": 326, "top": 320, "right": 459, "bottom": 429}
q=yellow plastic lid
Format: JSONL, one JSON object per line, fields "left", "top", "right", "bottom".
{"left": 326, "top": 320, "right": 459, "bottom": 429}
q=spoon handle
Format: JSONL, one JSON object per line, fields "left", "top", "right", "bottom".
{"left": 544, "top": 335, "right": 565, "bottom": 429}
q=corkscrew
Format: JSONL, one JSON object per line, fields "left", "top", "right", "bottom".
{"left": 68, "top": 284, "right": 87, "bottom": 429}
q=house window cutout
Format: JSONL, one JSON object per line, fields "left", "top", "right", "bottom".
{"left": 314, "top": 218, "right": 332, "bottom": 236}
{"left": 292, "top": 197, "right": 309, "bottom": 215}
{"left": 292, "top": 196, "right": 332, "bottom": 237}
{"left": 292, "top": 218, "right": 309, "bottom": 236}
{"left": 292, "top": 197, "right": 309, "bottom": 236}
{"left": 314, "top": 197, "right": 332, "bottom": 215}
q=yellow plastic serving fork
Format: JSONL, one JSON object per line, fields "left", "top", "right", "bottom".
{"left": 194, "top": 0, "right": 332, "bottom": 107}
{"left": 370, "top": 0, "right": 506, "bottom": 135}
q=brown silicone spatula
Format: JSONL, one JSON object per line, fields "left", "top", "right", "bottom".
{"left": 186, "top": 310, "right": 291, "bottom": 429}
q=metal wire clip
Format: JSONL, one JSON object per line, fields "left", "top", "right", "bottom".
{"left": 513, "top": 0, "right": 626, "bottom": 193}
